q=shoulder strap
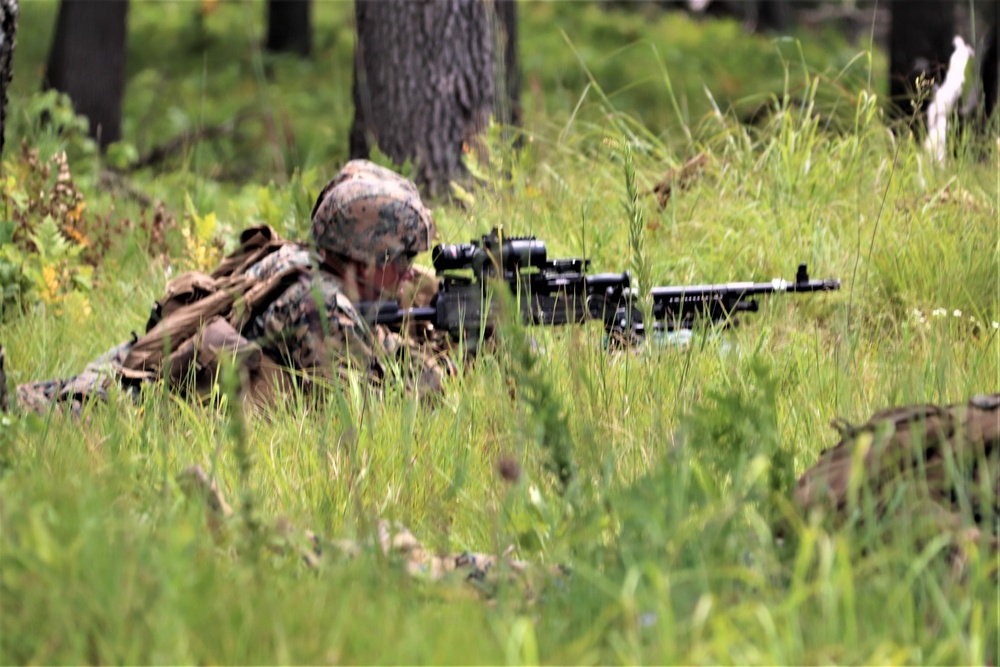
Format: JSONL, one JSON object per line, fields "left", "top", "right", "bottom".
{"left": 228, "top": 265, "right": 313, "bottom": 333}
{"left": 122, "top": 226, "right": 311, "bottom": 387}
{"left": 121, "top": 275, "right": 254, "bottom": 377}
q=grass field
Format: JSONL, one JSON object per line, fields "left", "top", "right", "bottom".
{"left": 1, "top": 1, "right": 997, "bottom": 663}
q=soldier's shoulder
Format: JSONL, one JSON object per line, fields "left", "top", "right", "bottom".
{"left": 271, "top": 271, "right": 360, "bottom": 320}
{"left": 244, "top": 243, "right": 314, "bottom": 281}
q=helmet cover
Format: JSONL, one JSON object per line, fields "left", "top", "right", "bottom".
{"left": 311, "top": 177, "right": 435, "bottom": 265}
{"left": 311, "top": 159, "right": 419, "bottom": 220}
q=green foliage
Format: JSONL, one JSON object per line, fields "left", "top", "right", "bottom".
{"left": 679, "top": 357, "right": 795, "bottom": 516}
{"left": 367, "top": 144, "right": 417, "bottom": 185}
{"left": 0, "top": 145, "right": 95, "bottom": 317}
{"left": 524, "top": 4, "right": 875, "bottom": 144}
{"left": 621, "top": 139, "right": 652, "bottom": 325}
{"left": 18, "top": 90, "right": 99, "bottom": 162}
{"left": 498, "top": 295, "right": 577, "bottom": 497}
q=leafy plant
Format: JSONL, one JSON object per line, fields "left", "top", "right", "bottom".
{"left": 0, "top": 145, "right": 96, "bottom": 316}
{"left": 181, "top": 193, "right": 224, "bottom": 272}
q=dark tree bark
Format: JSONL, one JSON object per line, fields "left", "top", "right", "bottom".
{"left": 493, "top": 0, "right": 522, "bottom": 132}
{"left": 983, "top": 0, "right": 999, "bottom": 118}
{"left": 0, "top": 0, "right": 17, "bottom": 159}
{"left": 888, "top": 0, "right": 956, "bottom": 118}
{"left": 43, "top": 0, "right": 129, "bottom": 149}
{"left": 266, "top": 0, "right": 312, "bottom": 57}
{"left": 756, "top": 0, "right": 789, "bottom": 33}
{"left": 351, "top": 0, "right": 519, "bottom": 198}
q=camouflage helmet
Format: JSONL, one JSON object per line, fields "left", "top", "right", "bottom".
{"left": 311, "top": 176, "right": 435, "bottom": 265}
{"left": 311, "top": 159, "right": 418, "bottom": 220}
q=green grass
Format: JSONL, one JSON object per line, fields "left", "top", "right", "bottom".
{"left": 2, "top": 1, "right": 998, "bottom": 664}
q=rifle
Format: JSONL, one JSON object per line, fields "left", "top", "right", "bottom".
{"left": 359, "top": 228, "right": 630, "bottom": 349}
{"left": 603, "top": 263, "right": 841, "bottom": 339}
{"left": 359, "top": 228, "right": 841, "bottom": 347}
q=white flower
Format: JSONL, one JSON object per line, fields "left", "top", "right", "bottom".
{"left": 932, "top": 308, "right": 947, "bottom": 317}
{"left": 993, "top": 322, "right": 999, "bottom": 329}
{"left": 953, "top": 309, "right": 962, "bottom": 317}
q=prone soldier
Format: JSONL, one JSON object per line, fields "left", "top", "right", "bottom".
{"left": 4, "top": 160, "right": 455, "bottom": 415}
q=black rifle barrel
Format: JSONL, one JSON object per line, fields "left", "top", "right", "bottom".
{"left": 357, "top": 301, "right": 436, "bottom": 327}
{"left": 359, "top": 262, "right": 839, "bottom": 341}
{"left": 647, "top": 263, "right": 839, "bottom": 323}
{"left": 650, "top": 263, "right": 840, "bottom": 302}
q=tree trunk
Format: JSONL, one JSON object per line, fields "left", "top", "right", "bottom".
{"left": 493, "top": 0, "right": 521, "bottom": 133}
{"left": 756, "top": 0, "right": 789, "bottom": 32}
{"left": 0, "top": 0, "right": 17, "bottom": 159}
{"left": 983, "top": 0, "right": 999, "bottom": 119}
{"left": 888, "top": 0, "right": 955, "bottom": 118}
{"left": 43, "top": 0, "right": 129, "bottom": 149}
{"left": 351, "top": 0, "right": 509, "bottom": 198}
{"left": 266, "top": 0, "right": 312, "bottom": 57}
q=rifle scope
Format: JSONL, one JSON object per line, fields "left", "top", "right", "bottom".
{"left": 432, "top": 229, "right": 547, "bottom": 275}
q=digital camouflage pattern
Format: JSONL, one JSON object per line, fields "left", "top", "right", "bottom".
{"left": 13, "top": 252, "right": 452, "bottom": 414}
{"left": 331, "top": 159, "right": 420, "bottom": 194}
{"left": 14, "top": 339, "right": 135, "bottom": 416}
{"left": 249, "top": 268, "right": 453, "bottom": 396}
{"left": 243, "top": 242, "right": 312, "bottom": 280}
{"left": 794, "top": 393, "right": 1000, "bottom": 547}
{"left": 311, "top": 177, "right": 434, "bottom": 265}
{"left": 12, "top": 239, "right": 317, "bottom": 416}
{"left": 310, "top": 159, "right": 419, "bottom": 221}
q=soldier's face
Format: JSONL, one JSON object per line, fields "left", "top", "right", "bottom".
{"left": 358, "top": 254, "right": 415, "bottom": 300}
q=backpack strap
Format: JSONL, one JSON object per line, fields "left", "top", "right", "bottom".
{"left": 120, "top": 226, "right": 314, "bottom": 403}
{"left": 145, "top": 271, "right": 220, "bottom": 332}
{"left": 145, "top": 225, "right": 291, "bottom": 332}
{"left": 228, "top": 265, "right": 313, "bottom": 334}
{"left": 121, "top": 275, "right": 254, "bottom": 379}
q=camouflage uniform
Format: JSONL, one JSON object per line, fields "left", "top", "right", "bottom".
{"left": 11, "top": 161, "right": 454, "bottom": 414}
{"left": 14, "top": 340, "right": 137, "bottom": 416}
{"left": 247, "top": 266, "right": 453, "bottom": 395}
{"left": 309, "top": 174, "right": 432, "bottom": 266}
{"left": 792, "top": 393, "right": 1000, "bottom": 550}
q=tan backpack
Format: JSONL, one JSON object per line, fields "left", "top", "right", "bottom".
{"left": 117, "top": 225, "right": 311, "bottom": 404}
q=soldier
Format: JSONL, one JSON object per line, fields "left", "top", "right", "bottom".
{"left": 4, "top": 161, "right": 455, "bottom": 415}
{"left": 792, "top": 393, "right": 999, "bottom": 551}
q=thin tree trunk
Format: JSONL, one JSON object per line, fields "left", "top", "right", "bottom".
{"left": 0, "top": 0, "right": 17, "bottom": 159}
{"left": 888, "top": 0, "right": 955, "bottom": 118}
{"left": 266, "top": 0, "right": 312, "bottom": 57}
{"left": 350, "top": 0, "right": 497, "bottom": 198}
{"left": 44, "top": 0, "right": 129, "bottom": 149}
{"left": 756, "top": 0, "right": 789, "bottom": 32}
{"left": 983, "top": 0, "right": 999, "bottom": 118}
{"left": 493, "top": 0, "right": 521, "bottom": 133}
